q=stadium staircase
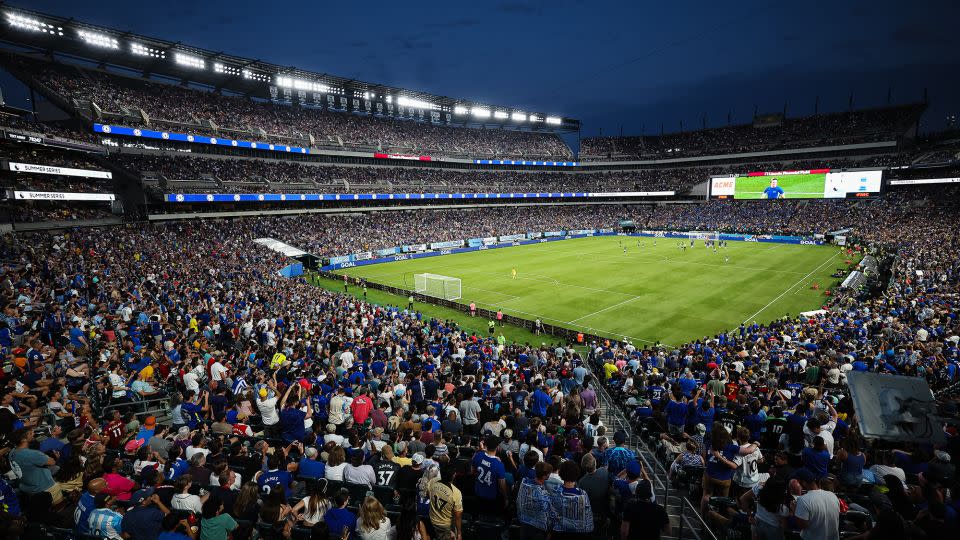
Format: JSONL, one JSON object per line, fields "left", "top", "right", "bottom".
{"left": 594, "top": 381, "right": 714, "bottom": 540}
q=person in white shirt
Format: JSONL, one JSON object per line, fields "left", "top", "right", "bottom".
{"left": 356, "top": 496, "right": 395, "bottom": 540}
{"left": 343, "top": 453, "right": 377, "bottom": 487}
{"left": 210, "top": 358, "right": 229, "bottom": 383}
{"left": 803, "top": 401, "right": 838, "bottom": 457}
{"left": 791, "top": 470, "right": 840, "bottom": 540}
{"left": 171, "top": 476, "right": 207, "bottom": 514}
{"left": 732, "top": 427, "right": 764, "bottom": 490}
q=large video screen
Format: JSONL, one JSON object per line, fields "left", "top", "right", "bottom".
{"left": 710, "top": 169, "right": 883, "bottom": 200}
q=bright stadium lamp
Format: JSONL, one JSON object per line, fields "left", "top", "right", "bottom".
{"left": 545, "top": 116, "right": 562, "bottom": 125}
{"left": 6, "top": 12, "right": 63, "bottom": 35}
{"left": 529, "top": 115, "right": 543, "bottom": 122}
{"left": 174, "top": 52, "right": 205, "bottom": 69}
{"left": 454, "top": 105, "right": 469, "bottom": 115}
{"left": 512, "top": 112, "right": 527, "bottom": 121}
{"left": 494, "top": 111, "right": 509, "bottom": 119}
{"left": 472, "top": 108, "right": 490, "bottom": 119}
{"left": 214, "top": 62, "right": 241, "bottom": 76}
{"left": 77, "top": 30, "right": 119, "bottom": 49}
{"left": 131, "top": 43, "right": 165, "bottom": 58}
{"left": 398, "top": 96, "right": 437, "bottom": 110}
{"left": 242, "top": 69, "right": 270, "bottom": 82}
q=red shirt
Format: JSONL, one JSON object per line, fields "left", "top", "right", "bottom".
{"left": 351, "top": 396, "right": 374, "bottom": 424}
{"left": 104, "top": 419, "right": 125, "bottom": 449}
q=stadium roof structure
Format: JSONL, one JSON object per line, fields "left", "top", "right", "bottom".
{"left": 0, "top": 4, "right": 580, "bottom": 133}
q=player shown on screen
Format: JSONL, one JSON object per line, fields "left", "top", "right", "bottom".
{"left": 763, "top": 178, "right": 785, "bottom": 199}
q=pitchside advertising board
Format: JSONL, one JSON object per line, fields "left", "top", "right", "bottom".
{"left": 321, "top": 230, "right": 822, "bottom": 270}
{"left": 710, "top": 169, "right": 883, "bottom": 199}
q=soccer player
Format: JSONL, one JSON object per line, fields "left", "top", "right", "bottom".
{"left": 511, "top": 268, "right": 517, "bottom": 280}
{"left": 623, "top": 246, "right": 627, "bottom": 254}
{"left": 725, "top": 256, "right": 730, "bottom": 264}
{"left": 763, "top": 178, "right": 785, "bottom": 199}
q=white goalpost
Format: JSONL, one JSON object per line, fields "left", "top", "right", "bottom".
{"left": 413, "top": 273, "right": 462, "bottom": 300}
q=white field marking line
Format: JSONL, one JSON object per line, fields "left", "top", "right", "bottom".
{"left": 589, "top": 254, "right": 809, "bottom": 275}
{"left": 470, "top": 299, "right": 661, "bottom": 345}
{"left": 740, "top": 251, "right": 841, "bottom": 325}
{"left": 568, "top": 295, "right": 644, "bottom": 323}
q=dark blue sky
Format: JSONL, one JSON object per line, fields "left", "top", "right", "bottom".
{"left": 6, "top": 0, "right": 960, "bottom": 144}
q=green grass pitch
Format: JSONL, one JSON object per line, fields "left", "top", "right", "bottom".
{"left": 735, "top": 173, "right": 826, "bottom": 199}
{"left": 334, "top": 236, "right": 853, "bottom": 345}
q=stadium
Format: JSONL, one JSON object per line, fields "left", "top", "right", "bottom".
{"left": 0, "top": 4, "right": 958, "bottom": 540}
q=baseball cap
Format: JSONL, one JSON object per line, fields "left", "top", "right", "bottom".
{"left": 695, "top": 423, "right": 706, "bottom": 434}
{"left": 613, "top": 431, "right": 627, "bottom": 444}
{"left": 94, "top": 493, "right": 114, "bottom": 507}
{"left": 412, "top": 453, "right": 425, "bottom": 466}
{"left": 129, "top": 487, "right": 155, "bottom": 506}
{"left": 626, "top": 461, "right": 642, "bottom": 477}
{"left": 794, "top": 469, "right": 817, "bottom": 483}
{"left": 124, "top": 438, "right": 145, "bottom": 453}
{"left": 143, "top": 416, "right": 156, "bottom": 429}
{"left": 935, "top": 450, "right": 951, "bottom": 463}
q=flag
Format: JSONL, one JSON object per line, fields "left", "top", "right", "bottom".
{"left": 233, "top": 376, "right": 248, "bottom": 395}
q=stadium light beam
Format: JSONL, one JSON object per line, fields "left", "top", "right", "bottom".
{"left": 493, "top": 111, "right": 509, "bottom": 119}
{"left": 453, "top": 105, "right": 469, "bottom": 115}
{"left": 397, "top": 96, "right": 437, "bottom": 110}
{"left": 472, "top": 108, "right": 491, "bottom": 119}
{"left": 545, "top": 116, "right": 562, "bottom": 125}
{"left": 511, "top": 112, "right": 527, "bottom": 122}
{"left": 275, "top": 75, "right": 329, "bottom": 93}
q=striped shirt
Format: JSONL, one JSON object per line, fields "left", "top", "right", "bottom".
{"left": 89, "top": 508, "right": 124, "bottom": 539}
{"left": 550, "top": 486, "right": 593, "bottom": 533}
{"left": 516, "top": 479, "right": 552, "bottom": 531}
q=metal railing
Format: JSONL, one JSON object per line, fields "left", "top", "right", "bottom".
{"left": 676, "top": 496, "right": 719, "bottom": 540}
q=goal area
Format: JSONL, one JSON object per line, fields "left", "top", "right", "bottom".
{"left": 414, "top": 273, "right": 462, "bottom": 300}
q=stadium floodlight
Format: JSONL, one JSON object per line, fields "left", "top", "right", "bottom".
{"left": 397, "top": 96, "right": 437, "bottom": 110}
{"left": 493, "top": 111, "right": 509, "bottom": 119}
{"left": 529, "top": 115, "right": 543, "bottom": 122}
{"left": 275, "top": 75, "right": 329, "bottom": 93}
{"left": 472, "top": 108, "right": 491, "bottom": 119}
{"left": 214, "top": 62, "right": 241, "bottom": 76}
{"left": 6, "top": 12, "right": 63, "bottom": 35}
{"left": 453, "top": 105, "right": 469, "bottom": 115}
{"left": 545, "top": 116, "right": 562, "bottom": 125}
{"left": 131, "top": 42, "right": 165, "bottom": 58}
{"left": 512, "top": 112, "right": 527, "bottom": 122}
{"left": 242, "top": 69, "right": 270, "bottom": 82}
{"left": 77, "top": 30, "right": 119, "bottom": 49}
{"left": 385, "top": 95, "right": 392, "bottom": 103}
{"left": 174, "top": 52, "right": 205, "bottom": 69}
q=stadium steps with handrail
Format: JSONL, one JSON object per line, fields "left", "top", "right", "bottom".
{"left": 593, "top": 378, "right": 710, "bottom": 540}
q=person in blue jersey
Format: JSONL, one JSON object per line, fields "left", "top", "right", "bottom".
{"left": 165, "top": 445, "right": 190, "bottom": 481}
{"left": 762, "top": 177, "right": 785, "bottom": 199}
{"left": 256, "top": 451, "right": 295, "bottom": 497}
{"left": 88, "top": 494, "right": 124, "bottom": 540}
{"left": 472, "top": 434, "right": 508, "bottom": 510}
{"left": 75, "top": 477, "right": 107, "bottom": 534}
{"left": 665, "top": 391, "right": 689, "bottom": 437}
{"left": 530, "top": 384, "right": 552, "bottom": 418}
{"left": 702, "top": 422, "right": 740, "bottom": 513}
{"left": 324, "top": 490, "right": 357, "bottom": 540}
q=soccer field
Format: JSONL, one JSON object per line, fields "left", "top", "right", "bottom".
{"left": 734, "top": 173, "right": 826, "bottom": 199}
{"left": 334, "top": 236, "right": 850, "bottom": 345}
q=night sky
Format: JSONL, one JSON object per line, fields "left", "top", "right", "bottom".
{"left": 4, "top": 0, "right": 960, "bottom": 150}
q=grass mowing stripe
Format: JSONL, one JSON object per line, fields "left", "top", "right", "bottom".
{"left": 740, "top": 251, "right": 841, "bottom": 325}
{"left": 336, "top": 237, "right": 854, "bottom": 344}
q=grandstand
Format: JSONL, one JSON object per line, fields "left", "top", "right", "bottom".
{"left": 0, "top": 5, "right": 959, "bottom": 540}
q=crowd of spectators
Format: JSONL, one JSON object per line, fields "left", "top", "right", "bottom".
{"left": 0, "top": 180, "right": 956, "bottom": 540}
{"left": 581, "top": 105, "right": 924, "bottom": 160}
{"left": 11, "top": 58, "right": 572, "bottom": 161}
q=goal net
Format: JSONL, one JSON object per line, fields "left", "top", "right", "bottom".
{"left": 413, "top": 273, "right": 462, "bottom": 300}
{"left": 687, "top": 231, "right": 720, "bottom": 242}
